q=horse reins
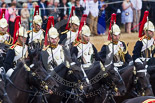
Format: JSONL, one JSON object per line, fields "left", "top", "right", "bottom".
{"left": 5, "top": 63, "right": 53, "bottom": 94}
{"left": 132, "top": 68, "right": 152, "bottom": 96}
{"left": 102, "top": 90, "right": 116, "bottom": 103}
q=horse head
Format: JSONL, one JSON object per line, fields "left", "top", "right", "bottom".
{"left": 132, "top": 68, "right": 153, "bottom": 96}
{"left": 102, "top": 53, "right": 126, "bottom": 96}
{"left": 25, "top": 47, "right": 59, "bottom": 94}
{"left": 62, "top": 46, "right": 84, "bottom": 82}
{"left": 25, "top": 60, "right": 58, "bottom": 95}
{"left": 28, "top": 41, "right": 42, "bottom": 62}
{"left": 133, "top": 60, "right": 154, "bottom": 96}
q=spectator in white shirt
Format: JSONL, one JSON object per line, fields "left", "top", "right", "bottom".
{"left": 131, "top": 0, "right": 142, "bottom": 32}
{"left": 88, "top": 0, "right": 99, "bottom": 36}
{"left": 80, "top": 0, "right": 89, "bottom": 15}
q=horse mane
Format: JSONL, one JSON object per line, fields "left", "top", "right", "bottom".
{"left": 87, "top": 61, "right": 102, "bottom": 79}
{"left": 121, "top": 66, "right": 133, "bottom": 78}
{"left": 121, "top": 66, "right": 134, "bottom": 87}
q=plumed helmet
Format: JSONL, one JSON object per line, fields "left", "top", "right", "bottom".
{"left": 33, "top": 5, "right": 42, "bottom": 26}
{"left": 33, "top": 15, "right": 42, "bottom": 26}
{"left": 17, "top": 26, "right": 27, "bottom": 38}
{"left": 81, "top": 25, "right": 91, "bottom": 37}
{"left": 69, "top": 16, "right": 80, "bottom": 26}
{"left": 0, "top": 18, "right": 8, "bottom": 28}
{"left": 48, "top": 27, "right": 59, "bottom": 38}
{"left": 144, "top": 21, "right": 154, "bottom": 32}
{"left": 110, "top": 24, "right": 121, "bottom": 35}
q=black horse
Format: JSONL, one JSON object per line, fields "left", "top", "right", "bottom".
{"left": 46, "top": 46, "right": 126, "bottom": 103}
{"left": 114, "top": 63, "right": 154, "bottom": 103}
{"left": 83, "top": 61, "right": 126, "bottom": 103}
{"left": 78, "top": 53, "right": 126, "bottom": 103}
{"left": 4, "top": 43, "right": 58, "bottom": 103}
{"left": 45, "top": 47, "right": 86, "bottom": 103}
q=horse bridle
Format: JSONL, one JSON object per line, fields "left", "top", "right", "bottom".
{"left": 24, "top": 63, "right": 54, "bottom": 93}
{"left": 3, "top": 63, "right": 53, "bottom": 103}
{"left": 132, "top": 68, "right": 152, "bottom": 96}
{"left": 103, "top": 67, "right": 124, "bottom": 94}
{"left": 5, "top": 62, "right": 53, "bottom": 95}
{"left": 102, "top": 90, "right": 116, "bottom": 103}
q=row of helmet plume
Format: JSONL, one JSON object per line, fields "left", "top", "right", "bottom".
{"left": 0, "top": 6, "right": 151, "bottom": 46}
{"left": 0, "top": 6, "right": 88, "bottom": 46}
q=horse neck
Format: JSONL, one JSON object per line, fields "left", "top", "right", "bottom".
{"left": 6, "top": 64, "right": 29, "bottom": 103}
{"left": 87, "top": 61, "right": 102, "bottom": 79}
{"left": 121, "top": 67, "right": 134, "bottom": 90}
{"left": 54, "top": 63, "right": 68, "bottom": 77}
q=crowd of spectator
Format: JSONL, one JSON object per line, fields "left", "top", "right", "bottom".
{"left": 0, "top": 0, "right": 155, "bottom": 36}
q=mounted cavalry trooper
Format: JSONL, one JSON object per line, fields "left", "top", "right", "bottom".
{"left": 41, "top": 16, "right": 65, "bottom": 70}
{"left": 0, "top": 9, "right": 12, "bottom": 45}
{"left": 99, "top": 14, "right": 132, "bottom": 69}
{"left": 59, "top": 6, "right": 80, "bottom": 50}
{"left": 27, "top": 5, "right": 45, "bottom": 45}
{"left": 3, "top": 16, "right": 28, "bottom": 76}
{"left": 132, "top": 11, "right": 155, "bottom": 65}
{"left": 71, "top": 23, "right": 99, "bottom": 68}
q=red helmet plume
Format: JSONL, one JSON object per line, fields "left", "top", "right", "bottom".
{"left": 76, "top": 14, "right": 87, "bottom": 42}
{"left": 65, "top": 6, "right": 75, "bottom": 30}
{"left": 139, "top": 11, "right": 149, "bottom": 38}
{"left": 34, "top": 5, "right": 40, "bottom": 16}
{"left": 44, "top": 16, "right": 55, "bottom": 46}
{"left": 0, "top": 9, "right": 5, "bottom": 19}
{"left": 13, "top": 16, "right": 21, "bottom": 44}
{"left": 108, "top": 13, "right": 116, "bottom": 40}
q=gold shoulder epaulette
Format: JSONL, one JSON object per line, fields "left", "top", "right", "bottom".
{"left": 43, "top": 45, "right": 50, "bottom": 51}
{"left": 61, "top": 30, "right": 68, "bottom": 35}
{"left": 27, "top": 30, "right": 32, "bottom": 33}
{"left": 41, "top": 29, "right": 45, "bottom": 32}
{"left": 104, "top": 41, "right": 111, "bottom": 45}
{"left": 10, "top": 44, "right": 17, "bottom": 49}
{"left": 139, "top": 36, "right": 144, "bottom": 41}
